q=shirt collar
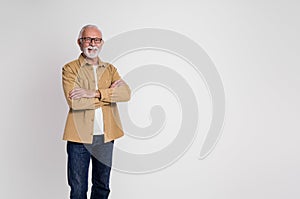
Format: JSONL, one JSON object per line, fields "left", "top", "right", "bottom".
{"left": 78, "top": 53, "right": 106, "bottom": 68}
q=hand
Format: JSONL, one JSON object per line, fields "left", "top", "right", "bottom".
{"left": 110, "top": 79, "right": 125, "bottom": 88}
{"left": 69, "top": 88, "right": 96, "bottom": 99}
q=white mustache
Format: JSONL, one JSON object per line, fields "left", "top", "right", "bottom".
{"left": 87, "top": 46, "right": 99, "bottom": 50}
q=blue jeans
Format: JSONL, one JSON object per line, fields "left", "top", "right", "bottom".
{"left": 67, "top": 135, "right": 114, "bottom": 199}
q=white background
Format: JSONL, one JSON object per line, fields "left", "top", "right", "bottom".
{"left": 0, "top": 0, "right": 300, "bottom": 198}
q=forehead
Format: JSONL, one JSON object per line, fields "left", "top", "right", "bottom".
{"left": 82, "top": 27, "right": 102, "bottom": 37}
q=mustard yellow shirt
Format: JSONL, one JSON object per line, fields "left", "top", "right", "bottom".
{"left": 62, "top": 54, "right": 131, "bottom": 143}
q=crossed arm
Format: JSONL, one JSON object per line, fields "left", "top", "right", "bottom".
{"left": 62, "top": 64, "right": 131, "bottom": 110}
{"left": 69, "top": 79, "right": 125, "bottom": 100}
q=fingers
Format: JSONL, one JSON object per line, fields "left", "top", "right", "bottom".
{"left": 110, "top": 79, "right": 125, "bottom": 88}
{"left": 69, "top": 88, "right": 85, "bottom": 99}
{"left": 110, "top": 80, "right": 120, "bottom": 88}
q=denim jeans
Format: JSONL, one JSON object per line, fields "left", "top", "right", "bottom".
{"left": 67, "top": 135, "right": 114, "bottom": 199}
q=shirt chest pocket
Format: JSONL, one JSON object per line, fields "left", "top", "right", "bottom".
{"left": 97, "top": 70, "right": 112, "bottom": 89}
{"left": 76, "top": 78, "right": 90, "bottom": 89}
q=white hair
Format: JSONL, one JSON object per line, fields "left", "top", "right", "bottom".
{"left": 78, "top": 25, "right": 102, "bottom": 39}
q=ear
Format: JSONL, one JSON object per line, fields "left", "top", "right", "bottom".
{"left": 77, "top": 39, "right": 81, "bottom": 46}
{"left": 77, "top": 39, "right": 83, "bottom": 51}
{"left": 100, "top": 39, "right": 104, "bottom": 47}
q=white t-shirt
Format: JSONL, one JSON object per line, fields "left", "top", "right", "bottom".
{"left": 93, "top": 65, "right": 104, "bottom": 135}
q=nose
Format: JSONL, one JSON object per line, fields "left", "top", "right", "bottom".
{"left": 90, "top": 39, "right": 96, "bottom": 46}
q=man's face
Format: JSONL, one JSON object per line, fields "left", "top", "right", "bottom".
{"left": 78, "top": 27, "right": 103, "bottom": 59}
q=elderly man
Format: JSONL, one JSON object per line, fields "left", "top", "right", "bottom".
{"left": 62, "top": 25, "right": 131, "bottom": 199}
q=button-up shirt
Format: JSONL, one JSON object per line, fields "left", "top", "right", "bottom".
{"left": 62, "top": 54, "right": 131, "bottom": 143}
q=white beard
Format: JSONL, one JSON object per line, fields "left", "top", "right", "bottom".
{"left": 83, "top": 46, "right": 99, "bottom": 59}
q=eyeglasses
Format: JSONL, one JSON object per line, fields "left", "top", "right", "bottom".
{"left": 80, "top": 37, "right": 103, "bottom": 43}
